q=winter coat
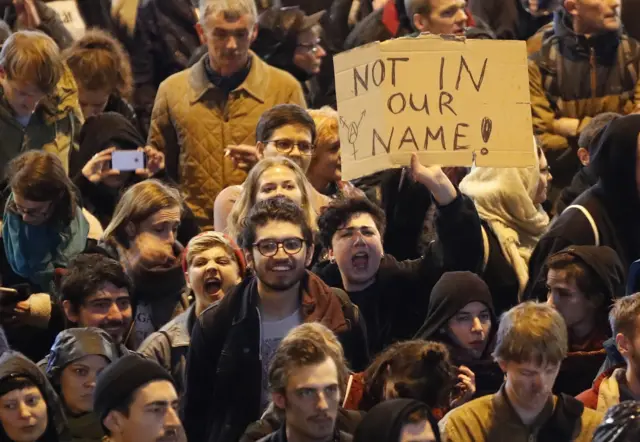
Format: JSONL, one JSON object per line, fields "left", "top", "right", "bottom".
{"left": 439, "top": 385, "right": 603, "bottom": 442}
{"left": 0, "top": 351, "right": 70, "bottom": 442}
{"left": 556, "top": 166, "right": 598, "bottom": 215}
{"left": 529, "top": 9, "right": 640, "bottom": 155}
{"left": 182, "top": 271, "right": 369, "bottom": 442}
{"left": 577, "top": 367, "right": 630, "bottom": 413}
{"left": 467, "top": 0, "right": 552, "bottom": 40}
{"left": 354, "top": 399, "right": 441, "bottom": 442}
{"left": 0, "top": 65, "right": 83, "bottom": 172}
{"left": 104, "top": 94, "right": 146, "bottom": 139}
{"left": 314, "top": 192, "right": 484, "bottom": 355}
{"left": 147, "top": 54, "right": 306, "bottom": 228}
{"left": 138, "top": 304, "right": 195, "bottom": 396}
{"left": 2, "top": 0, "right": 73, "bottom": 49}
{"left": 525, "top": 114, "right": 640, "bottom": 301}
{"left": 130, "top": 0, "right": 200, "bottom": 133}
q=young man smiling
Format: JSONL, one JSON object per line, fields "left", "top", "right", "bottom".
{"left": 439, "top": 302, "right": 603, "bottom": 442}
{"left": 183, "top": 196, "right": 368, "bottom": 442}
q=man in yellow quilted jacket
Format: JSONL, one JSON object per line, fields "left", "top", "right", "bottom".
{"left": 147, "top": 0, "right": 306, "bottom": 229}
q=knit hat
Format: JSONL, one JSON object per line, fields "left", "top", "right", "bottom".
{"left": 93, "top": 354, "right": 174, "bottom": 424}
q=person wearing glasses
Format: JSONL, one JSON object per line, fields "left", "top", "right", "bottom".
{"left": 251, "top": 6, "right": 328, "bottom": 108}
{"left": 183, "top": 196, "right": 369, "bottom": 442}
{"left": 147, "top": 0, "right": 306, "bottom": 230}
{"left": 314, "top": 153, "right": 483, "bottom": 354}
{"left": 215, "top": 104, "right": 330, "bottom": 232}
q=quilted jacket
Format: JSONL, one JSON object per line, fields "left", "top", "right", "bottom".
{"left": 0, "top": 65, "right": 83, "bottom": 172}
{"left": 529, "top": 9, "right": 640, "bottom": 153}
{"left": 147, "top": 53, "right": 306, "bottom": 228}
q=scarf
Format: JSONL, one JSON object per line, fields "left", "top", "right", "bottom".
{"left": 2, "top": 196, "right": 89, "bottom": 290}
{"left": 459, "top": 155, "right": 549, "bottom": 298}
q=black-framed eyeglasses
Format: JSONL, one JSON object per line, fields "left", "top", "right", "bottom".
{"left": 264, "top": 139, "right": 314, "bottom": 156}
{"left": 253, "top": 237, "right": 305, "bottom": 257}
{"left": 297, "top": 40, "right": 323, "bottom": 54}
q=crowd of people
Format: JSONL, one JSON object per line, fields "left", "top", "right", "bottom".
{"left": 2, "top": 0, "right": 640, "bottom": 440}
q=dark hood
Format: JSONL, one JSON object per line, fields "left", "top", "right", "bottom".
{"left": 553, "top": 8, "right": 621, "bottom": 62}
{"left": 549, "top": 245, "right": 625, "bottom": 305}
{"left": 353, "top": 399, "right": 440, "bottom": 442}
{"left": 129, "top": 241, "right": 187, "bottom": 303}
{"left": 45, "top": 328, "right": 120, "bottom": 386}
{"left": 415, "top": 272, "right": 496, "bottom": 347}
{"left": 69, "top": 112, "right": 144, "bottom": 178}
{"left": 0, "top": 351, "right": 70, "bottom": 442}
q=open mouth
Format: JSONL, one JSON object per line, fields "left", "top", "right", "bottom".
{"left": 204, "top": 275, "right": 222, "bottom": 295}
{"left": 351, "top": 251, "right": 369, "bottom": 270}
{"left": 271, "top": 263, "right": 294, "bottom": 272}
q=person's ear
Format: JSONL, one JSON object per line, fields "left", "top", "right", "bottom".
{"left": 616, "top": 333, "right": 631, "bottom": 358}
{"left": 272, "top": 392, "right": 286, "bottom": 410}
{"left": 185, "top": 270, "right": 192, "bottom": 289}
{"left": 564, "top": 0, "right": 579, "bottom": 16}
{"left": 413, "top": 13, "right": 427, "bottom": 32}
{"left": 577, "top": 147, "right": 590, "bottom": 166}
{"left": 250, "top": 22, "right": 259, "bottom": 44}
{"left": 328, "top": 248, "right": 335, "bottom": 264}
{"left": 305, "top": 242, "right": 315, "bottom": 268}
{"left": 256, "top": 142, "right": 266, "bottom": 159}
{"left": 195, "top": 22, "right": 206, "bottom": 45}
{"left": 244, "top": 249, "right": 255, "bottom": 270}
{"left": 62, "top": 300, "right": 79, "bottom": 324}
{"left": 103, "top": 410, "right": 126, "bottom": 435}
{"left": 497, "top": 360, "right": 508, "bottom": 374}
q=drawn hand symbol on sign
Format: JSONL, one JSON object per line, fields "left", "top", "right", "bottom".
{"left": 339, "top": 110, "right": 367, "bottom": 159}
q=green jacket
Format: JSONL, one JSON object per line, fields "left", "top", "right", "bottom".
{"left": 0, "top": 65, "right": 84, "bottom": 172}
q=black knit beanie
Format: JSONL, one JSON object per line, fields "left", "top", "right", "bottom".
{"left": 93, "top": 354, "right": 174, "bottom": 423}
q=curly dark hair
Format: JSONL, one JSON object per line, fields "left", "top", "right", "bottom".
{"left": 317, "top": 197, "right": 386, "bottom": 249}
{"left": 360, "top": 340, "right": 457, "bottom": 411}
{"left": 60, "top": 253, "right": 133, "bottom": 313}
{"left": 238, "top": 196, "right": 314, "bottom": 250}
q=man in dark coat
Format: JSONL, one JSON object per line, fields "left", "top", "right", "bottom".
{"left": 183, "top": 197, "right": 369, "bottom": 442}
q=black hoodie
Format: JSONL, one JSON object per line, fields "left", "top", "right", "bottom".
{"left": 45, "top": 328, "right": 121, "bottom": 442}
{"left": 525, "top": 114, "right": 640, "bottom": 302}
{"left": 415, "top": 271, "right": 503, "bottom": 397}
{"left": 0, "top": 351, "right": 70, "bottom": 442}
{"left": 353, "top": 399, "right": 440, "bottom": 442}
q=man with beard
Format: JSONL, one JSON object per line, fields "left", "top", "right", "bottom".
{"left": 260, "top": 330, "right": 349, "bottom": 442}
{"left": 59, "top": 253, "right": 133, "bottom": 350}
{"left": 147, "top": 0, "right": 306, "bottom": 229}
{"left": 578, "top": 293, "right": 640, "bottom": 410}
{"left": 183, "top": 196, "right": 368, "bottom": 442}
{"left": 315, "top": 153, "right": 483, "bottom": 355}
{"left": 94, "top": 354, "right": 184, "bottom": 442}
{"left": 439, "top": 302, "right": 602, "bottom": 442}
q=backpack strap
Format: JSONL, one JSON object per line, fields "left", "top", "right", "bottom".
{"left": 621, "top": 37, "right": 638, "bottom": 92}
{"left": 565, "top": 204, "right": 600, "bottom": 246}
{"left": 330, "top": 287, "right": 359, "bottom": 327}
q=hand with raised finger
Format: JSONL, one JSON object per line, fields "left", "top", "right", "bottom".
{"left": 82, "top": 147, "right": 120, "bottom": 183}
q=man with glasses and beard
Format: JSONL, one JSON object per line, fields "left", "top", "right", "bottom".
{"left": 183, "top": 196, "right": 368, "bottom": 442}
{"left": 578, "top": 293, "right": 640, "bottom": 410}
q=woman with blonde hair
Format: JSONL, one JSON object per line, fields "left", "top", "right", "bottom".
{"left": 459, "top": 142, "right": 552, "bottom": 314}
{"left": 225, "top": 156, "right": 320, "bottom": 242}
{"left": 102, "top": 179, "right": 189, "bottom": 348}
{"left": 307, "top": 107, "right": 344, "bottom": 196}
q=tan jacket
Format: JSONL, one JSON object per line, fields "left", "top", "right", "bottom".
{"left": 148, "top": 54, "right": 306, "bottom": 228}
{"left": 439, "top": 387, "right": 603, "bottom": 442}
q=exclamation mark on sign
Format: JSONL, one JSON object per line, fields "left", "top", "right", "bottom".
{"left": 480, "top": 117, "right": 492, "bottom": 156}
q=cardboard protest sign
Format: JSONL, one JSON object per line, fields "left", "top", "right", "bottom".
{"left": 334, "top": 34, "right": 535, "bottom": 180}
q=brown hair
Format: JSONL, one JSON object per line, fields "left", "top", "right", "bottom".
{"left": 610, "top": 293, "right": 640, "bottom": 338}
{"left": 103, "top": 179, "right": 183, "bottom": 249}
{"left": 0, "top": 30, "right": 63, "bottom": 94}
{"left": 493, "top": 302, "right": 568, "bottom": 366}
{"left": 279, "top": 323, "right": 349, "bottom": 395}
{"left": 546, "top": 252, "right": 605, "bottom": 305}
{"left": 361, "top": 340, "right": 457, "bottom": 410}
{"left": 6, "top": 151, "right": 78, "bottom": 228}
{"left": 63, "top": 29, "right": 133, "bottom": 99}
{"left": 268, "top": 332, "right": 341, "bottom": 397}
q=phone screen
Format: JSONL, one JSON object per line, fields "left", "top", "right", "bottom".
{"left": 111, "top": 150, "right": 145, "bottom": 172}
